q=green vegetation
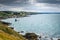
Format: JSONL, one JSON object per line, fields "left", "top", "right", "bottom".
{"left": 0, "top": 11, "right": 29, "bottom": 19}
{"left": 0, "top": 22, "right": 27, "bottom": 40}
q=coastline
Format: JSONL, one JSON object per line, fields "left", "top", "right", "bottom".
{"left": 0, "top": 11, "right": 60, "bottom": 40}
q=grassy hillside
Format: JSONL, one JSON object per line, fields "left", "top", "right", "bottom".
{"left": 0, "top": 22, "right": 27, "bottom": 40}
{"left": 0, "top": 11, "right": 29, "bottom": 19}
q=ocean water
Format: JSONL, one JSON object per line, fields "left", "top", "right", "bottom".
{"left": 2, "top": 14, "right": 60, "bottom": 38}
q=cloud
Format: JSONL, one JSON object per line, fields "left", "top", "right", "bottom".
{"left": 0, "top": 0, "right": 60, "bottom": 12}
{"left": 0, "top": 3, "right": 60, "bottom": 12}
{"left": 8, "top": 7, "right": 24, "bottom": 11}
{"left": 0, "top": 0, "right": 60, "bottom": 6}
{"left": 4, "top": 3, "right": 59, "bottom": 12}
{"left": 37, "top": 0, "right": 60, "bottom": 4}
{"left": 0, "top": 0, "right": 16, "bottom": 5}
{"left": 28, "top": 0, "right": 37, "bottom": 4}
{"left": 0, "top": 0, "right": 29, "bottom": 6}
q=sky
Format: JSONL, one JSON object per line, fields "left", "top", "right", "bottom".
{"left": 0, "top": 0, "right": 60, "bottom": 12}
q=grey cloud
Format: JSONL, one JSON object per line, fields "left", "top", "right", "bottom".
{"left": 0, "top": 0, "right": 29, "bottom": 6}
{"left": 0, "top": 0, "right": 60, "bottom": 12}
{"left": 37, "top": 0, "right": 60, "bottom": 4}
{"left": 0, "top": 0, "right": 16, "bottom": 4}
{"left": 0, "top": 0, "right": 60, "bottom": 6}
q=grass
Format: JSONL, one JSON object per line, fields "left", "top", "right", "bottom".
{"left": 0, "top": 22, "right": 27, "bottom": 40}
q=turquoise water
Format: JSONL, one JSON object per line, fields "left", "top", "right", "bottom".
{"left": 2, "top": 14, "right": 60, "bottom": 37}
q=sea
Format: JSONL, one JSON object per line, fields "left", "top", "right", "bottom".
{"left": 1, "top": 13, "right": 60, "bottom": 38}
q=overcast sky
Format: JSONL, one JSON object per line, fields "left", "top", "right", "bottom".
{"left": 0, "top": 0, "right": 60, "bottom": 12}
